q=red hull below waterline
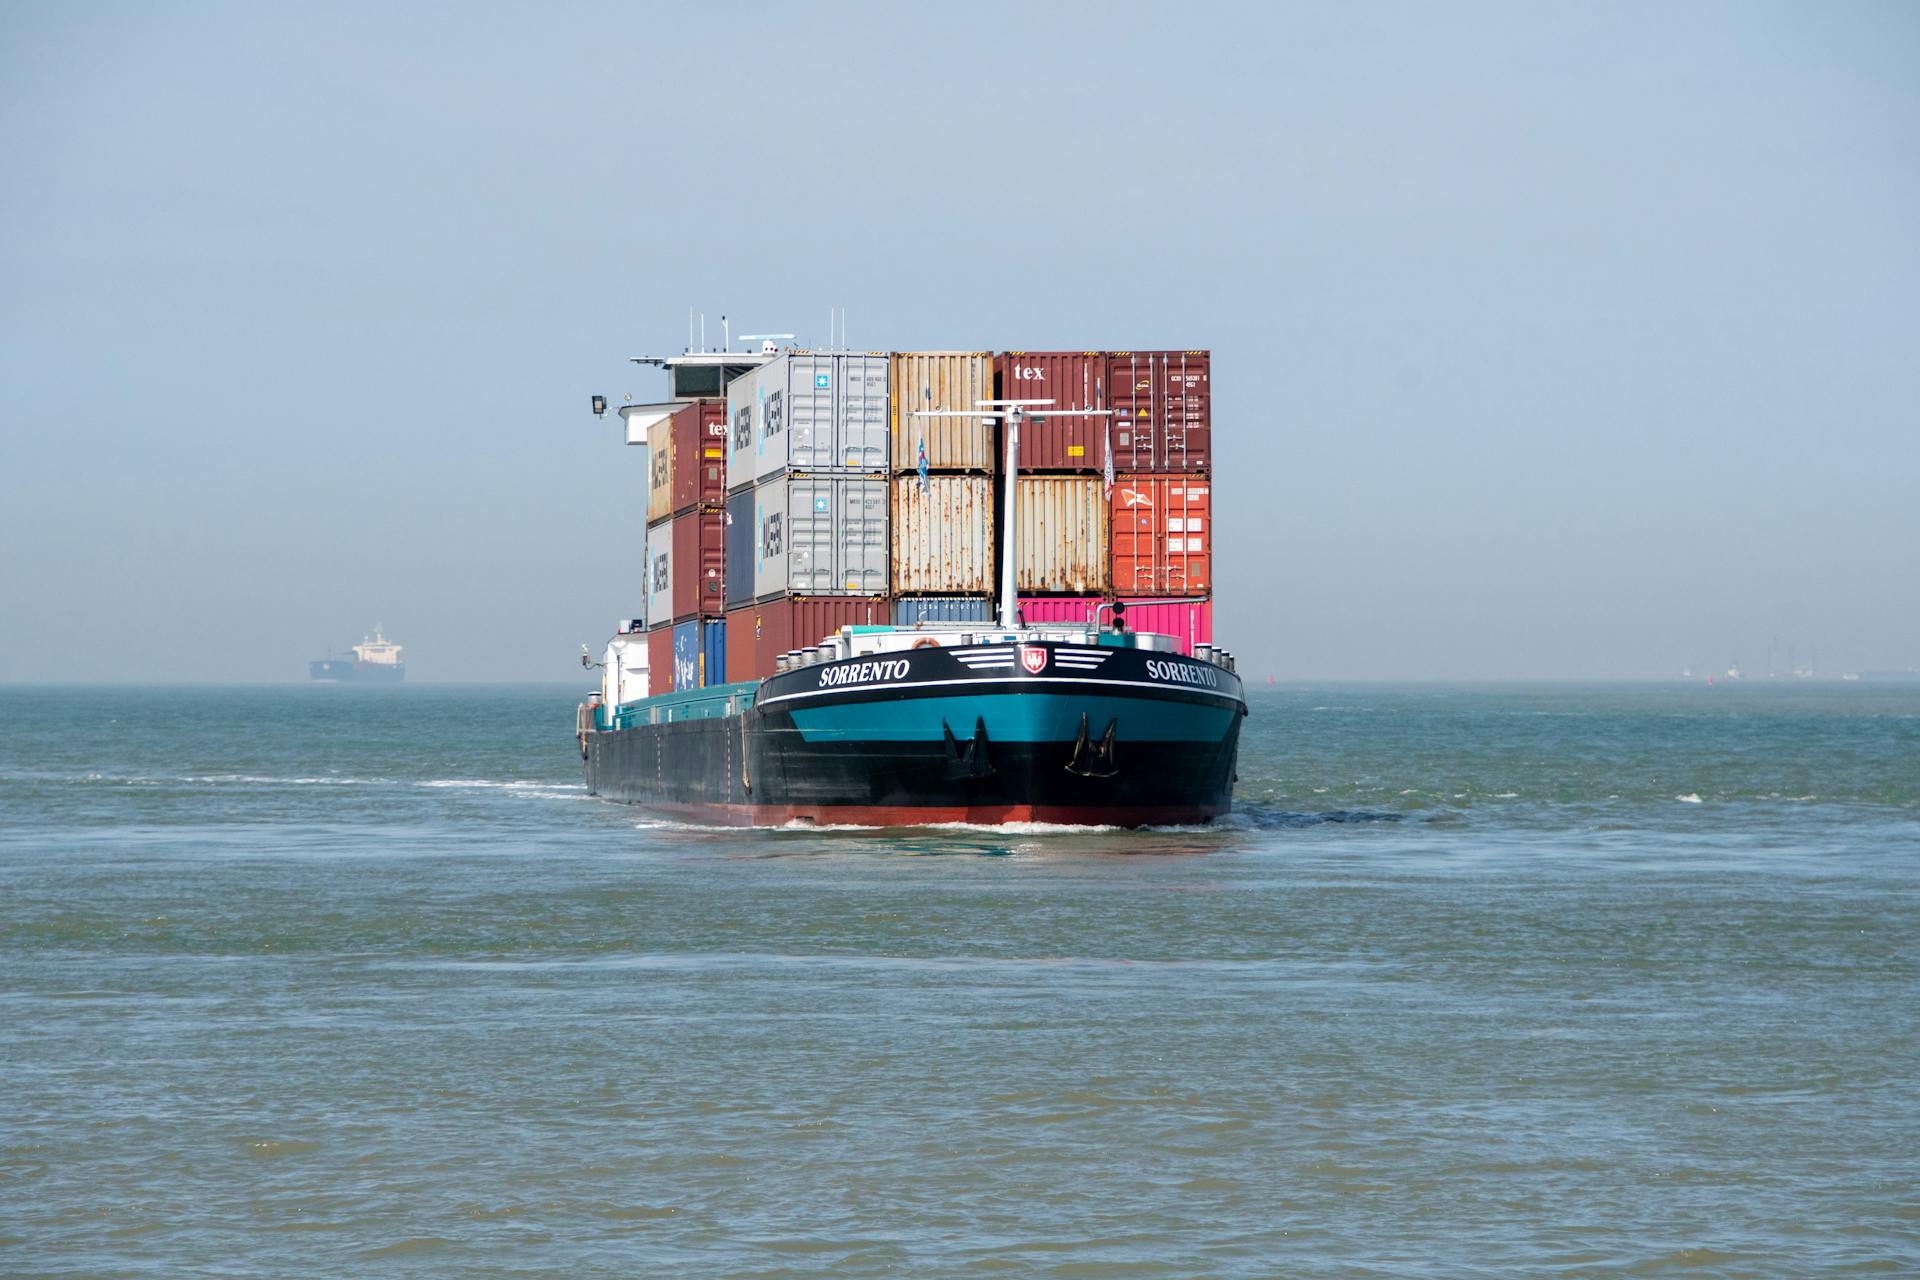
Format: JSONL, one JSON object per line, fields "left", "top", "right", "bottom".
{"left": 633, "top": 802, "right": 1229, "bottom": 829}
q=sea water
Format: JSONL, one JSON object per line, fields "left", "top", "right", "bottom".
{"left": 2, "top": 683, "right": 1915, "bottom": 1276}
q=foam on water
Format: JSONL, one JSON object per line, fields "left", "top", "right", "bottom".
{"left": 184, "top": 773, "right": 390, "bottom": 786}
{"left": 418, "top": 778, "right": 587, "bottom": 792}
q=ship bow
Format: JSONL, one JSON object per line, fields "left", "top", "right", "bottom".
{"left": 747, "top": 641, "right": 1245, "bottom": 826}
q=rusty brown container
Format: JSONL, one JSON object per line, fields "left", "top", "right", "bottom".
{"left": 649, "top": 401, "right": 730, "bottom": 522}
{"left": 1110, "top": 473, "right": 1212, "bottom": 596}
{"left": 670, "top": 506, "right": 726, "bottom": 622}
{"left": 673, "top": 400, "right": 730, "bottom": 513}
{"left": 646, "top": 625, "right": 673, "bottom": 697}
{"left": 994, "top": 352, "right": 1109, "bottom": 473}
{"left": 891, "top": 475, "right": 994, "bottom": 595}
{"left": 748, "top": 596, "right": 891, "bottom": 680}
{"left": 1014, "top": 476, "right": 1110, "bottom": 594}
{"left": 891, "top": 352, "right": 993, "bottom": 473}
{"left": 1105, "top": 351, "right": 1211, "bottom": 472}
{"left": 725, "top": 602, "right": 759, "bottom": 683}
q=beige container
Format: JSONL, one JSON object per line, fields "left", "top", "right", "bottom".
{"left": 646, "top": 414, "right": 675, "bottom": 525}
{"left": 891, "top": 352, "right": 994, "bottom": 473}
{"left": 1015, "top": 476, "right": 1110, "bottom": 594}
{"left": 892, "top": 475, "right": 994, "bottom": 595}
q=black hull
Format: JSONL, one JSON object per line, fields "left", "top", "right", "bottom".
{"left": 583, "top": 640, "right": 1244, "bottom": 827}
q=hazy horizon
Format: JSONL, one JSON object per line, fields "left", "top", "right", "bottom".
{"left": 4, "top": 2, "right": 1915, "bottom": 682}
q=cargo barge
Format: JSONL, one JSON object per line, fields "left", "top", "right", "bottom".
{"left": 578, "top": 341, "right": 1242, "bottom": 827}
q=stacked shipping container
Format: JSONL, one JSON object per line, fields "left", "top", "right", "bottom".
{"left": 1104, "top": 351, "right": 1211, "bottom": 652}
{"left": 645, "top": 400, "right": 731, "bottom": 695}
{"left": 1110, "top": 474, "right": 1210, "bottom": 596}
{"left": 993, "top": 352, "right": 1109, "bottom": 472}
{"left": 890, "top": 354, "right": 995, "bottom": 626}
{"left": 1102, "top": 351, "right": 1211, "bottom": 652}
{"left": 892, "top": 352, "right": 993, "bottom": 473}
{"left": 634, "top": 346, "right": 1215, "bottom": 693}
{"left": 1105, "top": 351, "right": 1212, "bottom": 472}
{"left": 1014, "top": 477, "right": 1109, "bottom": 594}
{"left": 722, "top": 352, "right": 892, "bottom": 682}
{"left": 996, "top": 351, "right": 1213, "bottom": 653}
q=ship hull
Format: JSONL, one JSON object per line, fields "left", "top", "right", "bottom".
{"left": 584, "top": 641, "right": 1244, "bottom": 827}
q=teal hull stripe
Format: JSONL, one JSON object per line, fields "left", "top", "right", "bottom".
{"left": 788, "top": 693, "right": 1235, "bottom": 744}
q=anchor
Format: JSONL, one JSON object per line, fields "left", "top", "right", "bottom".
{"left": 942, "top": 717, "right": 996, "bottom": 781}
{"left": 1065, "top": 712, "right": 1119, "bottom": 778}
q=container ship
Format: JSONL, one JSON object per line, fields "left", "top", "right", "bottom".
{"left": 309, "top": 628, "right": 405, "bottom": 682}
{"left": 576, "top": 339, "right": 1242, "bottom": 827}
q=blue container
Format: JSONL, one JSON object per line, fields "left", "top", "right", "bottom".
{"left": 703, "top": 619, "right": 726, "bottom": 689}
{"left": 671, "top": 620, "right": 700, "bottom": 691}
{"left": 725, "top": 489, "right": 755, "bottom": 607}
{"left": 672, "top": 618, "right": 727, "bottom": 690}
{"left": 893, "top": 596, "right": 993, "bottom": 625}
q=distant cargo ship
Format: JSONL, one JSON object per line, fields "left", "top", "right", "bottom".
{"left": 310, "top": 628, "right": 405, "bottom": 682}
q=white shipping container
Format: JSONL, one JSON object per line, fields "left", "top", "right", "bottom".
{"left": 891, "top": 475, "right": 994, "bottom": 595}
{"left": 1015, "top": 476, "right": 1110, "bottom": 594}
{"left": 827, "top": 475, "right": 890, "bottom": 596}
{"left": 752, "top": 476, "right": 790, "bottom": 599}
{"left": 752, "top": 474, "right": 890, "bottom": 600}
{"left": 645, "top": 520, "right": 672, "bottom": 628}
{"left": 727, "top": 352, "right": 890, "bottom": 491}
{"left": 727, "top": 394, "right": 754, "bottom": 493}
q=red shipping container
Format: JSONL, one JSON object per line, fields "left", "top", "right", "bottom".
{"left": 1105, "top": 351, "right": 1211, "bottom": 472}
{"left": 1109, "top": 474, "right": 1211, "bottom": 596}
{"left": 725, "top": 602, "right": 758, "bottom": 683}
{"left": 750, "top": 596, "right": 891, "bottom": 680}
{"left": 670, "top": 507, "right": 727, "bottom": 621}
{"left": 1017, "top": 595, "right": 1212, "bottom": 655}
{"left": 994, "top": 352, "right": 1109, "bottom": 473}
{"left": 672, "top": 399, "right": 730, "bottom": 514}
{"left": 646, "top": 624, "right": 673, "bottom": 696}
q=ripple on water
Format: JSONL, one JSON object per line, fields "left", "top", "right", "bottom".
{"left": 3, "top": 683, "right": 1917, "bottom": 1274}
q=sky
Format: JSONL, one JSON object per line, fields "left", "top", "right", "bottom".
{"left": 1, "top": 1, "right": 1915, "bottom": 681}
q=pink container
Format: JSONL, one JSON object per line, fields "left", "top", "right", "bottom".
{"left": 1016, "top": 596, "right": 1212, "bottom": 655}
{"left": 1119, "top": 598, "right": 1213, "bottom": 655}
{"left": 1017, "top": 596, "right": 1102, "bottom": 627}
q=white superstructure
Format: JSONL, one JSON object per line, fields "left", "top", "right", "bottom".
{"left": 352, "top": 627, "right": 403, "bottom": 667}
{"left": 602, "top": 627, "right": 650, "bottom": 708}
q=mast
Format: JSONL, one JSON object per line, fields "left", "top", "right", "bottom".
{"left": 909, "top": 397, "right": 1109, "bottom": 634}
{"left": 1000, "top": 407, "right": 1021, "bottom": 630}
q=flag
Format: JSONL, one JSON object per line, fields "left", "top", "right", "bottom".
{"left": 1098, "top": 375, "right": 1114, "bottom": 498}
